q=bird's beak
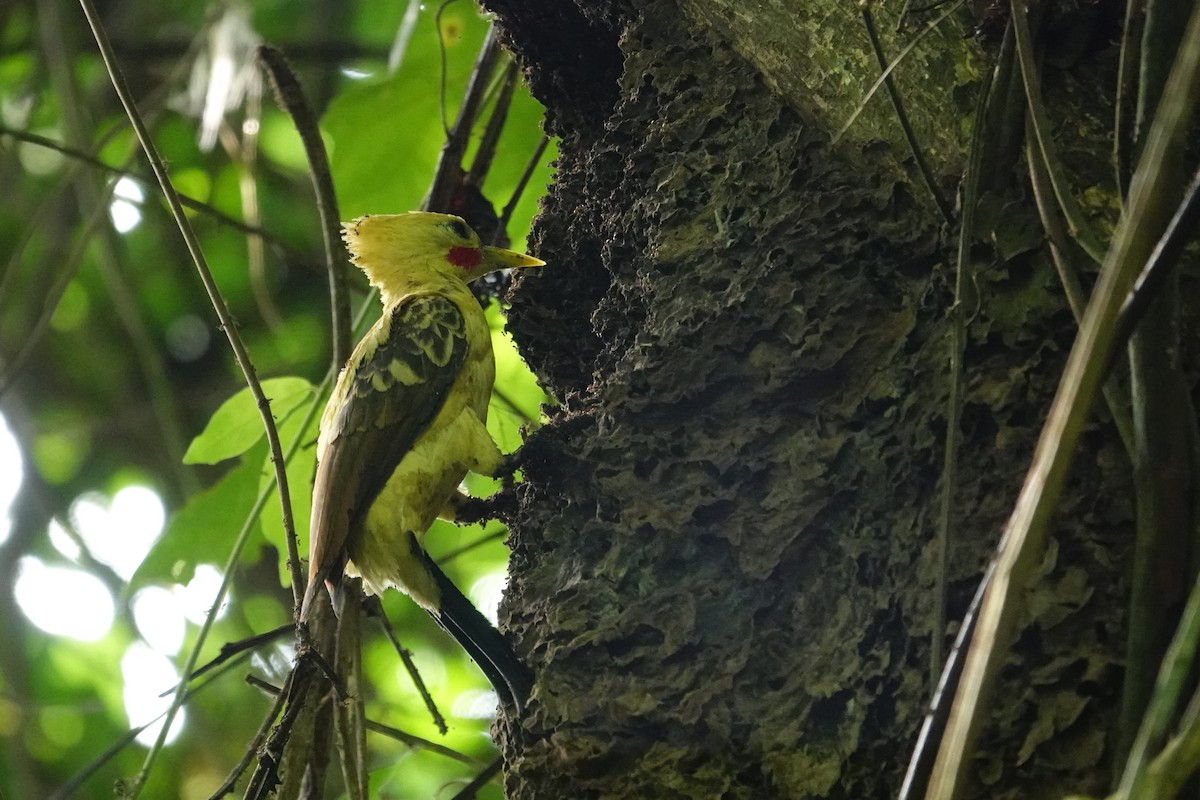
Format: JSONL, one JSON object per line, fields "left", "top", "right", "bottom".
{"left": 483, "top": 246, "right": 545, "bottom": 271}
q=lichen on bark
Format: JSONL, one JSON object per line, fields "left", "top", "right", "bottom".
{"left": 486, "top": 0, "right": 1136, "bottom": 797}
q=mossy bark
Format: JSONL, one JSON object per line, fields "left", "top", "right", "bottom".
{"left": 486, "top": 0, "right": 1144, "bottom": 797}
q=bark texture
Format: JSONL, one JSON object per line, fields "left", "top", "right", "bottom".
{"left": 487, "top": 1, "right": 1137, "bottom": 797}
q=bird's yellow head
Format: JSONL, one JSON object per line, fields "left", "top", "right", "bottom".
{"left": 342, "top": 212, "right": 544, "bottom": 301}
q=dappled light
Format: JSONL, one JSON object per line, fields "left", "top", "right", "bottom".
{"left": 108, "top": 176, "right": 144, "bottom": 234}
{"left": 469, "top": 571, "right": 508, "bottom": 627}
{"left": 121, "top": 642, "right": 185, "bottom": 747}
{"left": 0, "top": 413, "right": 21, "bottom": 546}
{"left": 177, "top": 564, "right": 229, "bottom": 625}
{"left": 68, "top": 486, "right": 165, "bottom": 582}
{"left": 132, "top": 586, "right": 187, "bottom": 655}
{"left": 15, "top": 558, "right": 114, "bottom": 642}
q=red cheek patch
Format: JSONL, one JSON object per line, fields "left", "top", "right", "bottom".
{"left": 448, "top": 246, "right": 483, "bottom": 270}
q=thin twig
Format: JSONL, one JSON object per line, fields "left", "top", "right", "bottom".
{"left": 1109, "top": 163, "right": 1200, "bottom": 376}
{"left": 368, "top": 598, "right": 448, "bottom": 734}
{"left": 219, "top": 106, "right": 286, "bottom": 330}
{"left": 175, "top": 624, "right": 294, "bottom": 687}
{"left": 207, "top": 666, "right": 295, "bottom": 799}
{"left": 257, "top": 45, "right": 350, "bottom": 369}
{"left": 1024, "top": 132, "right": 1092, "bottom": 319}
{"left": 859, "top": 1, "right": 953, "bottom": 223}
{"left": 834, "top": 0, "right": 966, "bottom": 144}
{"left": 428, "top": 25, "right": 502, "bottom": 212}
{"left": 1113, "top": 0, "right": 1144, "bottom": 197}
{"left": 365, "top": 721, "right": 483, "bottom": 766}
{"left": 1025, "top": 117, "right": 1136, "bottom": 454}
{"left": 50, "top": 652, "right": 252, "bottom": 800}
{"left": 898, "top": 564, "right": 994, "bottom": 800}
{"left": 243, "top": 675, "right": 481, "bottom": 766}
{"left": 244, "top": 660, "right": 321, "bottom": 799}
{"left": 497, "top": 135, "right": 551, "bottom": 238}
{"left": 1131, "top": 0, "right": 1191, "bottom": 166}
{"left": 931, "top": 54, "right": 991, "bottom": 686}
{"left": 492, "top": 383, "right": 538, "bottom": 425}
{"left": 437, "top": 529, "right": 507, "bottom": 563}
{"left": 1011, "top": 0, "right": 1107, "bottom": 264}
{"left": 466, "top": 60, "right": 518, "bottom": 188}
{"left": 256, "top": 47, "right": 346, "bottom": 627}
{"left": 245, "top": 674, "right": 281, "bottom": 693}
{"left": 76, "top": 2, "right": 302, "bottom": 793}
{"left": 0, "top": 126, "right": 308, "bottom": 259}
{"left": 307, "top": 644, "right": 349, "bottom": 700}
{"left": 447, "top": 756, "right": 504, "bottom": 800}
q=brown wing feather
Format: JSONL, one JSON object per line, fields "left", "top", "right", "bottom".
{"left": 302, "top": 294, "right": 468, "bottom": 619}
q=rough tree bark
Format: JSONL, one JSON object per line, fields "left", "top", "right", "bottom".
{"left": 485, "top": 0, "right": 1149, "bottom": 797}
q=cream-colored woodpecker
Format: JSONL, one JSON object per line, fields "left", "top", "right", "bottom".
{"left": 301, "top": 212, "right": 542, "bottom": 712}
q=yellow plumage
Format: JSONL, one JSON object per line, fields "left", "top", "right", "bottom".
{"left": 301, "top": 212, "right": 542, "bottom": 710}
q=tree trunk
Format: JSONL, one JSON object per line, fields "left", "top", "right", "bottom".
{"left": 487, "top": 1, "right": 1141, "bottom": 797}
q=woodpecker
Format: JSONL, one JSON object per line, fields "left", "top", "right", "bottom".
{"left": 301, "top": 212, "right": 542, "bottom": 712}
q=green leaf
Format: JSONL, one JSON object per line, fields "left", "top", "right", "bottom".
{"left": 322, "top": 9, "right": 489, "bottom": 218}
{"left": 183, "top": 377, "right": 315, "bottom": 465}
{"left": 131, "top": 439, "right": 268, "bottom": 588}
{"left": 487, "top": 306, "right": 550, "bottom": 455}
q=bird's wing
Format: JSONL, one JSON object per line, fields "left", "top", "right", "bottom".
{"left": 303, "top": 293, "right": 469, "bottom": 618}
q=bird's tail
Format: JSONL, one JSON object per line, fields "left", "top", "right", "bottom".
{"left": 418, "top": 545, "right": 533, "bottom": 715}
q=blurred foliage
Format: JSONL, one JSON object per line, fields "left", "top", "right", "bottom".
{"left": 0, "top": 1, "right": 554, "bottom": 798}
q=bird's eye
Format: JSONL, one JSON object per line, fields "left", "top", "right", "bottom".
{"left": 446, "top": 218, "right": 472, "bottom": 241}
